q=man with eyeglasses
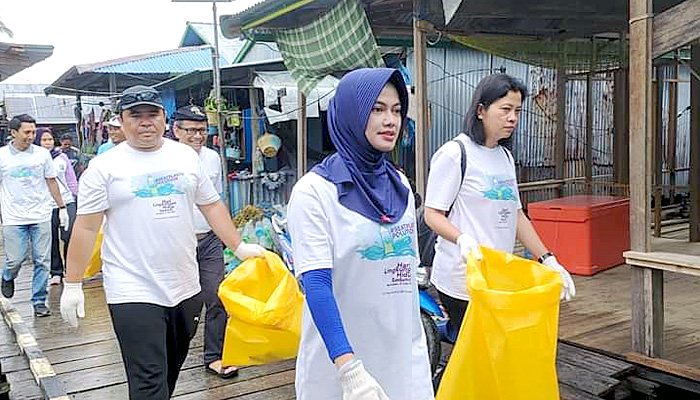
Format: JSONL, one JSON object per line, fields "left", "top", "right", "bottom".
{"left": 172, "top": 105, "right": 237, "bottom": 379}
{"left": 59, "top": 85, "right": 264, "bottom": 400}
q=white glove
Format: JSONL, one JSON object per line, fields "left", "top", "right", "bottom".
{"left": 60, "top": 282, "right": 85, "bottom": 328}
{"left": 338, "top": 359, "right": 390, "bottom": 400}
{"left": 542, "top": 256, "right": 576, "bottom": 301}
{"left": 59, "top": 207, "right": 69, "bottom": 229}
{"left": 457, "top": 233, "right": 482, "bottom": 261}
{"left": 234, "top": 242, "right": 265, "bottom": 261}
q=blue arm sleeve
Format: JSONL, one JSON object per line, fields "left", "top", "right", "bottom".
{"left": 300, "top": 268, "right": 353, "bottom": 361}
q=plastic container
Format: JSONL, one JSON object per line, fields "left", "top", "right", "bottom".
{"left": 528, "top": 195, "right": 630, "bottom": 276}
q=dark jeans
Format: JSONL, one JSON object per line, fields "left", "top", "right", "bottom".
{"left": 50, "top": 202, "right": 76, "bottom": 277}
{"left": 109, "top": 294, "right": 202, "bottom": 400}
{"left": 438, "top": 291, "right": 469, "bottom": 334}
{"left": 196, "top": 231, "right": 227, "bottom": 365}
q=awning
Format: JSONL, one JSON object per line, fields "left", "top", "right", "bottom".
{"left": 273, "top": 0, "right": 383, "bottom": 95}
{"left": 253, "top": 70, "right": 338, "bottom": 124}
{"left": 0, "top": 42, "right": 53, "bottom": 82}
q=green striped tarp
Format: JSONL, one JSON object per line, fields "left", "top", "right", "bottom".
{"left": 274, "top": 0, "right": 385, "bottom": 95}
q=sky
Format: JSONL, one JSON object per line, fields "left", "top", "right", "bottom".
{"left": 0, "top": 0, "right": 263, "bottom": 85}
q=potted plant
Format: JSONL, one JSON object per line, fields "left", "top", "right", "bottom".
{"left": 204, "top": 90, "right": 228, "bottom": 126}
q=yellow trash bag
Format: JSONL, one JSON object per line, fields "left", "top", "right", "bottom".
{"left": 218, "top": 250, "right": 304, "bottom": 366}
{"left": 436, "top": 247, "right": 562, "bottom": 400}
{"left": 83, "top": 226, "right": 104, "bottom": 279}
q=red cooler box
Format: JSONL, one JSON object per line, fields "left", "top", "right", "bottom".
{"left": 528, "top": 195, "right": 630, "bottom": 276}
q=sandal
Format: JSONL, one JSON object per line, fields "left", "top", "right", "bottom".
{"left": 205, "top": 363, "right": 239, "bottom": 379}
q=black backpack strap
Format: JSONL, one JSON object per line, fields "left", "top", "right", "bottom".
{"left": 447, "top": 138, "right": 467, "bottom": 216}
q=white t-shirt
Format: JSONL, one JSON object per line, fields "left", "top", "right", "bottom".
{"left": 425, "top": 134, "right": 522, "bottom": 301}
{"left": 193, "top": 146, "right": 223, "bottom": 234}
{"left": 77, "top": 139, "right": 220, "bottom": 306}
{"left": 288, "top": 172, "right": 434, "bottom": 400}
{"left": 0, "top": 144, "right": 57, "bottom": 225}
{"left": 51, "top": 155, "right": 75, "bottom": 207}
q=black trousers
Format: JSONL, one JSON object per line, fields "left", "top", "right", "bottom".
{"left": 437, "top": 290, "right": 469, "bottom": 334}
{"left": 109, "top": 294, "right": 202, "bottom": 400}
{"left": 50, "top": 202, "right": 76, "bottom": 277}
{"left": 196, "top": 231, "right": 227, "bottom": 365}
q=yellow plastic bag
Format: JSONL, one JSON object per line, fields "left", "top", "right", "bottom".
{"left": 218, "top": 251, "right": 304, "bottom": 366}
{"left": 436, "top": 247, "right": 562, "bottom": 400}
{"left": 83, "top": 226, "right": 104, "bottom": 279}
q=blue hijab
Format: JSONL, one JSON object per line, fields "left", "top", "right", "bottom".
{"left": 312, "top": 68, "right": 409, "bottom": 224}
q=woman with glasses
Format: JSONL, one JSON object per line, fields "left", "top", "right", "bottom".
{"left": 287, "top": 68, "right": 434, "bottom": 400}
{"left": 35, "top": 128, "right": 77, "bottom": 285}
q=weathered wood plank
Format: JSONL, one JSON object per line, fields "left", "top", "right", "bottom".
{"left": 558, "top": 342, "right": 635, "bottom": 378}
{"left": 690, "top": 43, "right": 700, "bottom": 242}
{"left": 652, "top": 0, "right": 700, "bottom": 59}
{"left": 557, "top": 360, "right": 621, "bottom": 396}
{"left": 559, "top": 383, "right": 605, "bottom": 400}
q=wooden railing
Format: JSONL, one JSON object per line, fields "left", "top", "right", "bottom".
{"left": 519, "top": 176, "right": 630, "bottom": 210}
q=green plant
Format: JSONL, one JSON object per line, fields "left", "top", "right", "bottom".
{"left": 204, "top": 90, "right": 228, "bottom": 113}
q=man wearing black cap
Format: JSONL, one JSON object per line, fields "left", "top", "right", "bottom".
{"left": 59, "top": 85, "right": 265, "bottom": 399}
{"left": 172, "top": 105, "right": 236, "bottom": 378}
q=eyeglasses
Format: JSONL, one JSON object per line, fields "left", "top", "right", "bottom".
{"left": 179, "top": 127, "right": 207, "bottom": 136}
{"left": 121, "top": 91, "right": 161, "bottom": 106}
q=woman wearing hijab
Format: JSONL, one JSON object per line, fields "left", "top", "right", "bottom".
{"left": 287, "top": 68, "right": 434, "bottom": 400}
{"left": 36, "top": 128, "right": 78, "bottom": 285}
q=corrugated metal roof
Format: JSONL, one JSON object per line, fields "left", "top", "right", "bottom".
{"left": 90, "top": 45, "right": 225, "bottom": 74}
{"left": 180, "top": 22, "right": 248, "bottom": 64}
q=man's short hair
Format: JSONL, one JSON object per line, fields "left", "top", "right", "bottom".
{"left": 9, "top": 114, "right": 36, "bottom": 130}
{"left": 60, "top": 134, "right": 73, "bottom": 142}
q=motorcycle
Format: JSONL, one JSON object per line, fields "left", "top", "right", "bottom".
{"left": 417, "top": 265, "right": 459, "bottom": 389}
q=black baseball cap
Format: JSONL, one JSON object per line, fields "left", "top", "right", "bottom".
{"left": 173, "top": 105, "right": 207, "bottom": 122}
{"left": 119, "top": 85, "right": 163, "bottom": 112}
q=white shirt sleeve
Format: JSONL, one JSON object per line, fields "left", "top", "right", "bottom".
{"left": 43, "top": 150, "right": 58, "bottom": 179}
{"left": 424, "top": 141, "right": 463, "bottom": 211}
{"left": 77, "top": 164, "right": 109, "bottom": 214}
{"left": 195, "top": 161, "right": 220, "bottom": 206}
{"left": 287, "top": 180, "right": 333, "bottom": 276}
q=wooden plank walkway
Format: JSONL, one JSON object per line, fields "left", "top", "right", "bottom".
{"left": 1, "top": 265, "right": 295, "bottom": 399}
{"left": 2, "top": 224, "right": 700, "bottom": 398}
{"left": 558, "top": 223, "right": 700, "bottom": 370}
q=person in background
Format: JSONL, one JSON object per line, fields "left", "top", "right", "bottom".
{"left": 59, "top": 85, "right": 264, "bottom": 399}
{"left": 287, "top": 68, "right": 434, "bottom": 400}
{"left": 59, "top": 134, "right": 87, "bottom": 177}
{"left": 0, "top": 115, "right": 69, "bottom": 317}
{"left": 171, "top": 105, "right": 236, "bottom": 379}
{"left": 35, "top": 128, "right": 78, "bottom": 286}
{"left": 424, "top": 73, "right": 576, "bottom": 344}
{"left": 97, "top": 116, "right": 126, "bottom": 155}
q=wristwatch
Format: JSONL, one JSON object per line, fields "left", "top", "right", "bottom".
{"left": 538, "top": 251, "right": 555, "bottom": 264}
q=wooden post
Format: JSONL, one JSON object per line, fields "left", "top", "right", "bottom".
{"left": 667, "top": 61, "right": 678, "bottom": 200}
{"left": 653, "top": 66, "right": 663, "bottom": 237}
{"left": 585, "top": 39, "right": 596, "bottom": 185}
{"left": 250, "top": 88, "right": 261, "bottom": 174}
{"left": 555, "top": 61, "right": 567, "bottom": 196}
{"left": 690, "top": 43, "right": 700, "bottom": 242}
{"left": 297, "top": 88, "right": 308, "bottom": 179}
{"left": 413, "top": 0, "right": 429, "bottom": 198}
{"left": 613, "top": 68, "right": 630, "bottom": 185}
{"left": 629, "top": 0, "right": 664, "bottom": 358}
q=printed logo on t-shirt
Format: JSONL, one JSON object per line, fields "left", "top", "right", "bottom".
{"left": 357, "top": 222, "right": 416, "bottom": 261}
{"left": 481, "top": 175, "right": 517, "bottom": 201}
{"left": 131, "top": 171, "right": 186, "bottom": 198}
{"left": 9, "top": 165, "right": 37, "bottom": 178}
